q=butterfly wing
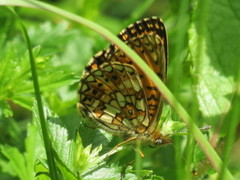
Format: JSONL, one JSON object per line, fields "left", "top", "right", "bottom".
{"left": 116, "top": 17, "right": 168, "bottom": 134}
{"left": 78, "top": 17, "right": 167, "bottom": 136}
{"left": 79, "top": 61, "right": 148, "bottom": 135}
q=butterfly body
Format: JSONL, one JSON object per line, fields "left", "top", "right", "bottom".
{"left": 78, "top": 17, "right": 171, "bottom": 147}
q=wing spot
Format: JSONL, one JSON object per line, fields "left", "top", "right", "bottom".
{"left": 92, "top": 89, "right": 98, "bottom": 95}
{"left": 112, "top": 75, "right": 118, "bottom": 80}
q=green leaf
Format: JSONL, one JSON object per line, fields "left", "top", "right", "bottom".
{"left": 0, "top": 101, "right": 13, "bottom": 117}
{"left": 0, "top": 14, "right": 80, "bottom": 112}
{"left": 158, "top": 105, "right": 186, "bottom": 137}
{"left": 33, "top": 103, "right": 104, "bottom": 178}
{"left": 34, "top": 160, "right": 51, "bottom": 180}
{"left": 0, "top": 124, "right": 38, "bottom": 180}
{"left": 83, "top": 165, "right": 122, "bottom": 180}
{"left": 189, "top": 0, "right": 240, "bottom": 125}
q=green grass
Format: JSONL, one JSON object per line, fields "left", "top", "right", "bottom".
{"left": 0, "top": 0, "right": 240, "bottom": 179}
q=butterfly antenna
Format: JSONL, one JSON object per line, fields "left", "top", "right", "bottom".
{"left": 174, "top": 125, "right": 212, "bottom": 136}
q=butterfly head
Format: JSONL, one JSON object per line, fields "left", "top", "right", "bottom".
{"left": 154, "top": 135, "right": 172, "bottom": 146}
{"left": 148, "top": 130, "right": 172, "bottom": 147}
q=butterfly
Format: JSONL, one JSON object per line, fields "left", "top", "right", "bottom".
{"left": 77, "top": 17, "right": 171, "bottom": 151}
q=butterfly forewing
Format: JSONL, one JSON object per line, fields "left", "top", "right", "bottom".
{"left": 78, "top": 17, "right": 168, "bottom": 144}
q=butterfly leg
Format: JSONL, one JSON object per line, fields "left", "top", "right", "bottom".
{"left": 132, "top": 144, "right": 144, "bottom": 158}
{"left": 105, "top": 137, "right": 137, "bottom": 157}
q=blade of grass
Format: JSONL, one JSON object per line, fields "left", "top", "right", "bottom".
{"left": 218, "top": 79, "right": 240, "bottom": 180}
{"left": 171, "top": 0, "right": 190, "bottom": 179}
{"left": 9, "top": 8, "right": 58, "bottom": 180}
{"left": 0, "top": 1, "right": 234, "bottom": 179}
{"left": 135, "top": 141, "right": 142, "bottom": 180}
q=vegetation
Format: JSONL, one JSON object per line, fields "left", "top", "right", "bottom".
{"left": 0, "top": 0, "right": 239, "bottom": 179}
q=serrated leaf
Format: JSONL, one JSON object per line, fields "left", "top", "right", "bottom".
{"left": 0, "top": 19, "right": 81, "bottom": 112}
{"left": 0, "top": 124, "right": 38, "bottom": 180}
{"left": 0, "top": 101, "right": 13, "bottom": 117}
{"left": 158, "top": 105, "right": 185, "bottom": 137}
{"left": 32, "top": 102, "right": 108, "bottom": 178}
{"left": 83, "top": 166, "right": 121, "bottom": 180}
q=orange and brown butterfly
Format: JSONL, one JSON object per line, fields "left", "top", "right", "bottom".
{"left": 77, "top": 17, "right": 172, "bottom": 151}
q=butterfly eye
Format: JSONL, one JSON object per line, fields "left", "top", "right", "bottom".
{"left": 155, "top": 138, "right": 163, "bottom": 145}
